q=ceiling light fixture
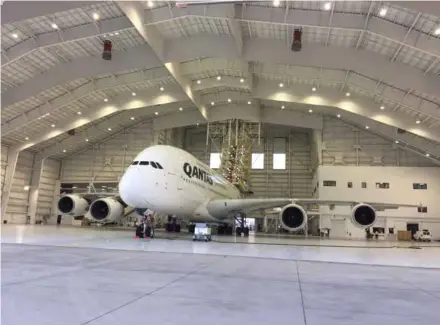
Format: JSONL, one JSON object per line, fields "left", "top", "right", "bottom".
{"left": 273, "top": 0, "right": 280, "bottom": 7}
{"left": 25, "top": 137, "right": 29, "bottom": 140}
{"left": 85, "top": 139, "right": 89, "bottom": 142}
{"left": 395, "top": 140, "right": 399, "bottom": 144}
{"left": 11, "top": 33, "right": 18, "bottom": 39}
{"left": 147, "top": 1, "right": 154, "bottom": 8}
{"left": 279, "top": 82, "right": 284, "bottom": 88}
{"left": 312, "top": 87, "right": 316, "bottom": 92}
{"left": 365, "top": 126, "right": 369, "bottom": 129}
{"left": 308, "top": 109, "right": 313, "bottom": 113}
{"left": 51, "top": 124, "right": 55, "bottom": 128}
{"left": 104, "top": 98, "right": 108, "bottom": 102}
{"left": 63, "top": 149, "right": 66, "bottom": 153}
{"left": 114, "top": 32, "right": 119, "bottom": 35}
{"left": 324, "top": 2, "right": 331, "bottom": 11}
{"left": 416, "top": 119, "right": 421, "bottom": 124}
{"left": 434, "top": 27, "right": 440, "bottom": 35}
{"left": 197, "top": 80, "right": 201, "bottom": 84}
{"left": 132, "top": 92, "right": 136, "bottom": 96}
{"left": 77, "top": 111, "right": 82, "bottom": 115}
{"left": 155, "top": 112, "right": 159, "bottom": 115}
{"left": 337, "top": 114, "right": 341, "bottom": 118}
{"left": 51, "top": 23, "right": 58, "bottom": 29}
{"left": 240, "top": 78, "right": 245, "bottom": 83}
{"left": 211, "top": 101, "right": 215, "bottom": 106}
{"left": 248, "top": 101, "right": 252, "bottom": 105}
{"left": 23, "top": 186, "right": 30, "bottom": 191}
{"left": 179, "top": 107, "right": 183, "bottom": 111}
{"left": 346, "top": 92, "right": 351, "bottom": 97}
{"left": 426, "top": 153, "right": 430, "bottom": 157}
{"left": 130, "top": 117, "right": 135, "bottom": 120}
{"left": 159, "top": 86, "right": 164, "bottom": 91}
{"left": 379, "top": 8, "right": 387, "bottom": 17}
{"left": 281, "top": 105, "right": 285, "bottom": 109}
{"left": 108, "top": 128, "right": 112, "bottom": 131}
{"left": 380, "top": 105, "right": 385, "bottom": 110}
{"left": 92, "top": 12, "right": 100, "bottom": 20}
{"left": 217, "top": 76, "right": 222, "bottom": 80}
{"left": 227, "top": 98, "right": 231, "bottom": 103}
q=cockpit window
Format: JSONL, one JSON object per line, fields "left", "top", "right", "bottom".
{"left": 131, "top": 161, "right": 139, "bottom": 165}
{"left": 156, "top": 162, "right": 163, "bottom": 169}
{"left": 139, "top": 161, "right": 149, "bottom": 165}
{"left": 151, "top": 162, "right": 158, "bottom": 169}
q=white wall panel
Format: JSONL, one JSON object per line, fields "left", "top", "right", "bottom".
{"left": 322, "top": 117, "right": 437, "bottom": 167}
{"left": 36, "top": 158, "right": 60, "bottom": 221}
{"left": 1, "top": 145, "right": 8, "bottom": 201}
{"left": 5, "top": 151, "right": 34, "bottom": 223}
{"left": 61, "top": 121, "right": 155, "bottom": 183}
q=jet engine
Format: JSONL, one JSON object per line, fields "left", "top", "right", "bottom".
{"left": 351, "top": 203, "right": 376, "bottom": 228}
{"left": 88, "top": 197, "right": 124, "bottom": 223}
{"left": 279, "top": 204, "right": 307, "bottom": 232}
{"left": 58, "top": 194, "right": 89, "bottom": 216}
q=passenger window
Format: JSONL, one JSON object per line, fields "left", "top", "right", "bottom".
{"left": 131, "top": 161, "right": 139, "bottom": 165}
{"left": 156, "top": 162, "right": 163, "bottom": 169}
{"left": 151, "top": 162, "right": 158, "bottom": 169}
{"left": 139, "top": 161, "right": 149, "bottom": 165}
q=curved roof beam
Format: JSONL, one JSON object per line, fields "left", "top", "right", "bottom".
{"left": 21, "top": 84, "right": 440, "bottom": 158}
{"left": 13, "top": 89, "right": 193, "bottom": 153}
{"left": 1, "top": 1, "right": 99, "bottom": 25}
{"left": 392, "top": 1, "right": 440, "bottom": 18}
{"left": 165, "top": 36, "right": 440, "bottom": 97}
{"left": 117, "top": 1, "right": 208, "bottom": 120}
{"left": 1, "top": 44, "right": 162, "bottom": 108}
{"left": 1, "top": 67, "right": 170, "bottom": 136}
{"left": 4, "top": 3, "right": 439, "bottom": 66}
{"left": 252, "top": 81, "right": 440, "bottom": 146}
{"left": 4, "top": 36, "right": 439, "bottom": 110}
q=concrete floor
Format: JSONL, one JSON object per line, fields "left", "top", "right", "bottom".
{"left": 2, "top": 225, "right": 440, "bottom": 324}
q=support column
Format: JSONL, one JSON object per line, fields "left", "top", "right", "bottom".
{"left": 50, "top": 179, "right": 61, "bottom": 224}
{"left": 27, "top": 155, "right": 44, "bottom": 224}
{"left": 312, "top": 129, "right": 323, "bottom": 167}
{"left": 1, "top": 147, "right": 20, "bottom": 221}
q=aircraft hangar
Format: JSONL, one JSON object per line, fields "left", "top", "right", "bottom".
{"left": 1, "top": 1, "right": 440, "bottom": 324}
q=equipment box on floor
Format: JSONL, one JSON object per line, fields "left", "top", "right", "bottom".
{"left": 193, "top": 223, "right": 212, "bottom": 242}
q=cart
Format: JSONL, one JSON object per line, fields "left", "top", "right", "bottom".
{"left": 193, "top": 223, "right": 212, "bottom": 242}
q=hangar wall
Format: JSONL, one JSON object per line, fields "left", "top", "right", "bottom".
{"left": 1, "top": 145, "right": 61, "bottom": 224}
{"left": 61, "top": 121, "right": 171, "bottom": 183}
{"left": 182, "top": 125, "right": 313, "bottom": 199}
{"left": 322, "top": 117, "right": 436, "bottom": 167}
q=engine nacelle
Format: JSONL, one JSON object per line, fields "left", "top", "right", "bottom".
{"left": 58, "top": 194, "right": 89, "bottom": 216}
{"left": 88, "top": 197, "right": 124, "bottom": 223}
{"left": 351, "top": 203, "right": 377, "bottom": 228}
{"left": 279, "top": 204, "right": 307, "bottom": 232}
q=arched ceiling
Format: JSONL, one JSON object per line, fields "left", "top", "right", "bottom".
{"left": 1, "top": 0, "right": 440, "bottom": 161}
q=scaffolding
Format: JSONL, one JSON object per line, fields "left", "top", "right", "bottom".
{"left": 206, "top": 119, "right": 261, "bottom": 193}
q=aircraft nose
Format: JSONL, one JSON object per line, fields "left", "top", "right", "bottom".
{"left": 118, "top": 170, "right": 142, "bottom": 207}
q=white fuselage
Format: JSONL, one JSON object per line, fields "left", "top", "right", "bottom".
{"left": 118, "top": 145, "right": 240, "bottom": 222}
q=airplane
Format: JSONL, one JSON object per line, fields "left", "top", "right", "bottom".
{"left": 57, "top": 144, "right": 419, "bottom": 232}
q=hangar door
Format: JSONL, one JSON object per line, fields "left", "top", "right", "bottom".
{"left": 331, "top": 219, "right": 346, "bottom": 238}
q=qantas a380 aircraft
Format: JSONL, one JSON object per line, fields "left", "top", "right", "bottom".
{"left": 58, "top": 145, "right": 417, "bottom": 231}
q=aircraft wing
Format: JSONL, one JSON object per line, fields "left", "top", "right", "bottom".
{"left": 206, "top": 198, "right": 419, "bottom": 217}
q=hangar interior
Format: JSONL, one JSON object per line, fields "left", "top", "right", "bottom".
{"left": 2, "top": 1, "right": 440, "bottom": 325}
{"left": 1, "top": 0, "right": 440, "bottom": 239}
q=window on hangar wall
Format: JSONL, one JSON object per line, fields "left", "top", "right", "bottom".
{"left": 413, "top": 183, "right": 427, "bottom": 190}
{"left": 376, "top": 182, "right": 390, "bottom": 189}
{"left": 210, "top": 153, "right": 221, "bottom": 169}
{"left": 273, "top": 138, "right": 286, "bottom": 170}
{"left": 251, "top": 137, "right": 265, "bottom": 169}
{"left": 323, "top": 180, "right": 336, "bottom": 187}
{"left": 362, "top": 182, "right": 367, "bottom": 188}
{"left": 252, "top": 153, "right": 264, "bottom": 169}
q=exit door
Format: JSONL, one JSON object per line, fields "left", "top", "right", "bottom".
{"left": 406, "top": 223, "right": 419, "bottom": 238}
